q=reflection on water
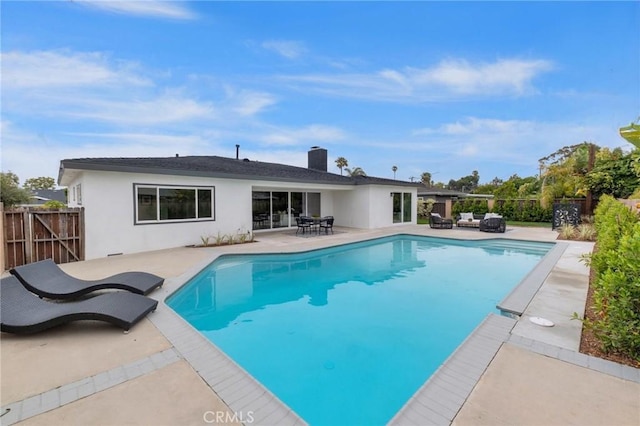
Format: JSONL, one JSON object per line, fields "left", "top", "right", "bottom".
{"left": 167, "top": 236, "right": 552, "bottom": 332}
{"left": 168, "top": 238, "right": 425, "bottom": 331}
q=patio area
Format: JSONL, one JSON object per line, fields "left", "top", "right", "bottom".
{"left": 2, "top": 225, "right": 639, "bottom": 425}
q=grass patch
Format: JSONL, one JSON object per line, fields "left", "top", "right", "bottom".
{"left": 506, "top": 221, "right": 550, "bottom": 228}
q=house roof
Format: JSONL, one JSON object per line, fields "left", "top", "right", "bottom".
{"left": 418, "top": 187, "right": 494, "bottom": 199}
{"left": 59, "top": 156, "right": 421, "bottom": 188}
{"left": 418, "top": 188, "right": 467, "bottom": 198}
{"left": 33, "top": 189, "right": 67, "bottom": 202}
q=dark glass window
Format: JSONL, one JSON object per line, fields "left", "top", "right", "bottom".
{"left": 135, "top": 185, "right": 214, "bottom": 223}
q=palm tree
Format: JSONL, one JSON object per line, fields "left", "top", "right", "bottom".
{"left": 421, "top": 172, "right": 432, "bottom": 187}
{"left": 392, "top": 165, "right": 398, "bottom": 179}
{"left": 335, "top": 157, "right": 348, "bottom": 175}
{"left": 345, "top": 167, "right": 367, "bottom": 177}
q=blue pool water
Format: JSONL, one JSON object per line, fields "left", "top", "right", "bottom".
{"left": 167, "top": 235, "right": 552, "bottom": 425}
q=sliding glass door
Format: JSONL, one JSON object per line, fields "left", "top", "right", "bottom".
{"left": 252, "top": 191, "right": 321, "bottom": 231}
{"left": 392, "top": 192, "right": 412, "bottom": 224}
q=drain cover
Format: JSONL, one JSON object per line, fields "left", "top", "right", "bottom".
{"left": 529, "top": 316, "right": 554, "bottom": 327}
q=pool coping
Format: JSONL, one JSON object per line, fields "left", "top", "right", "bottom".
{"left": 497, "top": 241, "right": 568, "bottom": 316}
{"left": 149, "top": 233, "right": 577, "bottom": 425}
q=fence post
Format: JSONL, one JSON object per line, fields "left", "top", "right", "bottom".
{"left": 0, "top": 202, "right": 4, "bottom": 272}
{"left": 445, "top": 199, "right": 452, "bottom": 219}
{"left": 23, "top": 210, "right": 33, "bottom": 263}
{"left": 79, "top": 207, "right": 85, "bottom": 261}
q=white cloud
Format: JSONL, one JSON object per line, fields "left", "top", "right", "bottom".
{"left": 279, "top": 57, "right": 554, "bottom": 102}
{"left": 77, "top": 0, "right": 197, "bottom": 20}
{"left": 1, "top": 50, "right": 151, "bottom": 89}
{"left": 2, "top": 50, "right": 281, "bottom": 127}
{"left": 411, "top": 116, "right": 616, "bottom": 165}
{"left": 261, "top": 40, "right": 307, "bottom": 59}
{"left": 224, "top": 89, "right": 277, "bottom": 116}
{"left": 61, "top": 92, "right": 216, "bottom": 125}
{"left": 261, "top": 125, "right": 346, "bottom": 146}
{"left": 412, "top": 58, "right": 553, "bottom": 95}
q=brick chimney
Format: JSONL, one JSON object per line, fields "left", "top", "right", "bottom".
{"left": 308, "top": 146, "right": 327, "bottom": 172}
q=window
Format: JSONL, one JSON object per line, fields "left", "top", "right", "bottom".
{"left": 135, "top": 184, "right": 214, "bottom": 224}
{"left": 76, "top": 184, "right": 82, "bottom": 205}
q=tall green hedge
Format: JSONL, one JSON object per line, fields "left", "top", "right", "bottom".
{"left": 588, "top": 195, "right": 640, "bottom": 359}
{"left": 451, "top": 199, "right": 489, "bottom": 217}
{"left": 452, "top": 198, "right": 552, "bottom": 222}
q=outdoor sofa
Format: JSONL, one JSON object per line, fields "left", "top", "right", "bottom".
{"left": 0, "top": 276, "right": 158, "bottom": 334}
{"left": 456, "top": 212, "right": 483, "bottom": 228}
{"left": 479, "top": 215, "right": 507, "bottom": 233}
{"left": 10, "top": 259, "right": 164, "bottom": 300}
{"left": 429, "top": 213, "right": 453, "bottom": 229}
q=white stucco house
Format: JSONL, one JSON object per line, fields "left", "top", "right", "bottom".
{"left": 58, "top": 147, "right": 420, "bottom": 260}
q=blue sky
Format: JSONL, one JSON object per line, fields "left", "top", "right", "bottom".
{"left": 2, "top": 1, "right": 639, "bottom": 186}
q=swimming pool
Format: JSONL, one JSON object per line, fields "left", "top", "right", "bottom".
{"left": 167, "top": 235, "right": 553, "bottom": 425}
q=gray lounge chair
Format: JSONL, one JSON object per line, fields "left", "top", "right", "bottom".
{"left": 11, "top": 259, "right": 163, "bottom": 300}
{"left": 0, "top": 276, "right": 158, "bottom": 334}
{"left": 479, "top": 216, "right": 506, "bottom": 233}
{"left": 429, "top": 213, "right": 453, "bottom": 229}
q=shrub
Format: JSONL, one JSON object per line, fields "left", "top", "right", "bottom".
{"left": 41, "top": 200, "right": 67, "bottom": 209}
{"left": 576, "top": 224, "right": 596, "bottom": 241}
{"left": 417, "top": 198, "right": 436, "bottom": 218}
{"left": 586, "top": 195, "right": 640, "bottom": 359}
{"left": 452, "top": 199, "right": 489, "bottom": 217}
{"left": 558, "top": 223, "right": 576, "bottom": 239}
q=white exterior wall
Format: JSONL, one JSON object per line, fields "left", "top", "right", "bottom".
{"left": 333, "top": 185, "right": 417, "bottom": 229}
{"left": 64, "top": 169, "right": 417, "bottom": 259}
{"left": 66, "top": 171, "right": 253, "bottom": 259}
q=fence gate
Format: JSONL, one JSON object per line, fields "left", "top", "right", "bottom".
{"left": 431, "top": 202, "right": 446, "bottom": 217}
{"left": 2, "top": 208, "right": 85, "bottom": 269}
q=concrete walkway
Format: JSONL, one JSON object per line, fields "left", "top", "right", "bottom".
{"left": 1, "top": 225, "right": 638, "bottom": 425}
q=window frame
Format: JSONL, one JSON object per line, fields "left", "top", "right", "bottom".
{"left": 133, "top": 183, "right": 215, "bottom": 225}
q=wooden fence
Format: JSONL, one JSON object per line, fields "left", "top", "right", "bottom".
{"left": 431, "top": 202, "right": 446, "bottom": 217}
{"left": 2, "top": 206, "right": 84, "bottom": 270}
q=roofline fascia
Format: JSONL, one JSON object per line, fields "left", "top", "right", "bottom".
{"left": 59, "top": 160, "right": 422, "bottom": 189}
{"left": 59, "top": 161, "right": 357, "bottom": 187}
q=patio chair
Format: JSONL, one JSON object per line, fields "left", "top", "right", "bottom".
{"left": 479, "top": 216, "right": 506, "bottom": 233}
{"left": 295, "top": 216, "right": 311, "bottom": 234}
{"left": 319, "top": 216, "right": 334, "bottom": 234}
{"left": 429, "top": 213, "right": 453, "bottom": 229}
{"left": 10, "top": 259, "right": 164, "bottom": 300}
{"left": 0, "top": 276, "right": 158, "bottom": 334}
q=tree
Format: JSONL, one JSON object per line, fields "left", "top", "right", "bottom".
{"left": 1, "top": 172, "right": 32, "bottom": 207}
{"left": 23, "top": 176, "right": 56, "bottom": 190}
{"left": 585, "top": 147, "right": 640, "bottom": 199}
{"left": 447, "top": 170, "right": 480, "bottom": 192}
{"left": 392, "top": 165, "right": 398, "bottom": 179}
{"left": 335, "top": 157, "right": 348, "bottom": 175}
{"left": 345, "top": 167, "right": 367, "bottom": 177}
{"left": 539, "top": 142, "right": 596, "bottom": 207}
{"left": 492, "top": 174, "right": 540, "bottom": 199}
{"left": 421, "top": 172, "right": 432, "bottom": 187}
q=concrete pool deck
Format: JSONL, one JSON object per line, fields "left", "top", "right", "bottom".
{"left": 1, "top": 225, "right": 639, "bottom": 425}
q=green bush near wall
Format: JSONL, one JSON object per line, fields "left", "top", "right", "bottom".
{"left": 587, "top": 195, "right": 640, "bottom": 360}
{"left": 451, "top": 199, "right": 489, "bottom": 217}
